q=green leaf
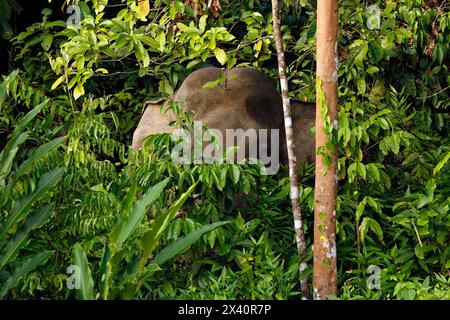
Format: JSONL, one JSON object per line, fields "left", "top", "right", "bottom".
{"left": 356, "top": 200, "right": 366, "bottom": 223}
{"left": 230, "top": 164, "right": 240, "bottom": 184}
{"left": 213, "top": 48, "right": 227, "bottom": 65}
{"left": 366, "top": 66, "right": 379, "bottom": 74}
{"left": 14, "top": 136, "right": 67, "bottom": 179}
{"left": 368, "top": 218, "right": 383, "bottom": 241}
{"left": 41, "top": 35, "right": 53, "bottom": 51}
{"left": 0, "top": 132, "right": 28, "bottom": 180}
{"left": 199, "top": 15, "right": 207, "bottom": 33}
{"left": 0, "top": 102, "right": 47, "bottom": 177}
{"left": 417, "top": 194, "right": 433, "bottom": 209}
{"left": 17, "top": 101, "right": 46, "bottom": 130}
{"left": 0, "top": 204, "right": 55, "bottom": 269}
{"left": 72, "top": 243, "right": 95, "bottom": 300}
{"left": 356, "top": 162, "right": 367, "bottom": 180}
{"left": 368, "top": 40, "right": 384, "bottom": 63}
{"left": 357, "top": 78, "right": 366, "bottom": 95}
{"left": 110, "top": 178, "right": 170, "bottom": 250}
{"left": 0, "top": 251, "right": 53, "bottom": 299}
{"left": 73, "top": 84, "right": 85, "bottom": 100}
{"left": 140, "top": 182, "right": 197, "bottom": 264}
{"left": 98, "top": 243, "right": 111, "bottom": 300}
{"left": 367, "top": 163, "right": 380, "bottom": 182}
{"left": 151, "top": 221, "right": 230, "bottom": 266}
{"left": 51, "top": 75, "right": 65, "bottom": 90}
{"left": 0, "top": 168, "right": 65, "bottom": 241}
{"left": 137, "top": 0, "right": 150, "bottom": 21}
{"left": 433, "top": 151, "right": 450, "bottom": 176}
{"left": 355, "top": 44, "right": 368, "bottom": 69}
{"left": 359, "top": 217, "right": 383, "bottom": 243}
{"left": 140, "top": 35, "right": 159, "bottom": 49}
{"left": 415, "top": 243, "right": 425, "bottom": 259}
{"left": 347, "top": 163, "right": 357, "bottom": 183}
{"left": 156, "top": 31, "right": 165, "bottom": 52}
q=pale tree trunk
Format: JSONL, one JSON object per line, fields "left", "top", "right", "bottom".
{"left": 271, "top": 0, "right": 310, "bottom": 300}
{"left": 314, "top": 0, "right": 339, "bottom": 300}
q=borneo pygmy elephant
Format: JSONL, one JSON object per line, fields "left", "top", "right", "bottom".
{"left": 132, "top": 67, "right": 316, "bottom": 171}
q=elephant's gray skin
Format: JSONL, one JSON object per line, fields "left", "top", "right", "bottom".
{"left": 132, "top": 67, "right": 316, "bottom": 168}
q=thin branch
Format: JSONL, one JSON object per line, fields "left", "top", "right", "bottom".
{"left": 271, "top": 0, "right": 310, "bottom": 300}
{"left": 416, "top": 86, "right": 450, "bottom": 100}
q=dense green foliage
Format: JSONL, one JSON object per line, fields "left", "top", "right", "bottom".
{"left": 0, "top": 0, "right": 449, "bottom": 300}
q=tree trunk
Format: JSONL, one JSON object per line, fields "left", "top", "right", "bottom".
{"left": 271, "top": 0, "right": 310, "bottom": 300}
{"left": 314, "top": 0, "right": 339, "bottom": 300}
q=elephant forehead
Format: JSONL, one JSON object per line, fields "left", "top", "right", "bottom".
{"left": 173, "top": 67, "right": 280, "bottom": 104}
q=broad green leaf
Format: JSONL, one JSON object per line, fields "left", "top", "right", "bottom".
{"left": 0, "top": 204, "right": 55, "bottom": 269}
{"left": 357, "top": 78, "right": 366, "bottom": 95}
{"left": 121, "top": 180, "right": 138, "bottom": 217}
{"left": 156, "top": 30, "right": 165, "bottom": 52}
{"left": 415, "top": 243, "right": 425, "bottom": 259}
{"left": 73, "top": 84, "right": 85, "bottom": 100}
{"left": 356, "top": 200, "right": 366, "bottom": 223}
{"left": 137, "top": 0, "right": 150, "bottom": 21}
{"left": 110, "top": 178, "right": 170, "bottom": 250}
{"left": 0, "top": 251, "right": 53, "bottom": 299}
{"left": 355, "top": 44, "right": 368, "bottom": 69}
{"left": 367, "top": 163, "right": 380, "bottom": 182}
{"left": 0, "top": 132, "right": 28, "bottom": 180}
{"left": 347, "top": 162, "right": 357, "bottom": 183}
{"left": 199, "top": 15, "right": 207, "bottom": 33}
{"left": 433, "top": 151, "right": 450, "bottom": 176}
{"left": 0, "top": 167, "right": 65, "bottom": 241}
{"left": 51, "top": 75, "right": 65, "bottom": 90}
{"left": 230, "top": 164, "right": 240, "bottom": 185}
{"left": 41, "top": 35, "right": 53, "bottom": 51}
{"left": 98, "top": 243, "right": 111, "bottom": 300}
{"left": 356, "top": 162, "right": 367, "bottom": 180}
{"left": 13, "top": 136, "right": 67, "bottom": 179}
{"left": 72, "top": 243, "right": 95, "bottom": 300}
{"left": 16, "top": 101, "right": 46, "bottom": 131}
{"left": 151, "top": 221, "right": 230, "bottom": 266}
{"left": 368, "top": 218, "right": 383, "bottom": 241}
{"left": 140, "top": 182, "right": 197, "bottom": 264}
{"left": 366, "top": 66, "right": 379, "bottom": 74}
{"left": 213, "top": 48, "right": 227, "bottom": 65}
{"left": 417, "top": 194, "right": 433, "bottom": 209}
{"left": 140, "top": 35, "right": 159, "bottom": 48}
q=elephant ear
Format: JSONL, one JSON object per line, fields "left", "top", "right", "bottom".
{"left": 244, "top": 92, "right": 284, "bottom": 129}
{"left": 291, "top": 100, "right": 316, "bottom": 121}
{"left": 291, "top": 100, "right": 316, "bottom": 164}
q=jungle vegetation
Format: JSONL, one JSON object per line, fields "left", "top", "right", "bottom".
{"left": 0, "top": 0, "right": 449, "bottom": 300}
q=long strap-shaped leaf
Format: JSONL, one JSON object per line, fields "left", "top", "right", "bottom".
{"left": 110, "top": 178, "right": 170, "bottom": 251}
{"left": 0, "top": 132, "right": 28, "bottom": 180}
{"left": 72, "top": 243, "right": 95, "bottom": 300}
{"left": 136, "top": 221, "right": 231, "bottom": 292}
{"left": 0, "top": 251, "right": 53, "bottom": 299}
{"left": 0, "top": 204, "right": 55, "bottom": 270}
{"left": 13, "top": 136, "right": 68, "bottom": 179}
{"left": 0, "top": 100, "right": 46, "bottom": 159}
{"left": 0, "top": 136, "right": 67, "bottom": 209}
{"left": 0, "top": 167, "right": 65, "bottom": 242}
{"left": 151, "top": 221, "right": 230, "bottom": 266}
{"left": 140, "top": 182, "right": 198, "bottom": 266}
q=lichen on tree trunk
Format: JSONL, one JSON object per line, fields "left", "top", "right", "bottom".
{"left": 314, "top": 0, "right": 339, "bottom": 300}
